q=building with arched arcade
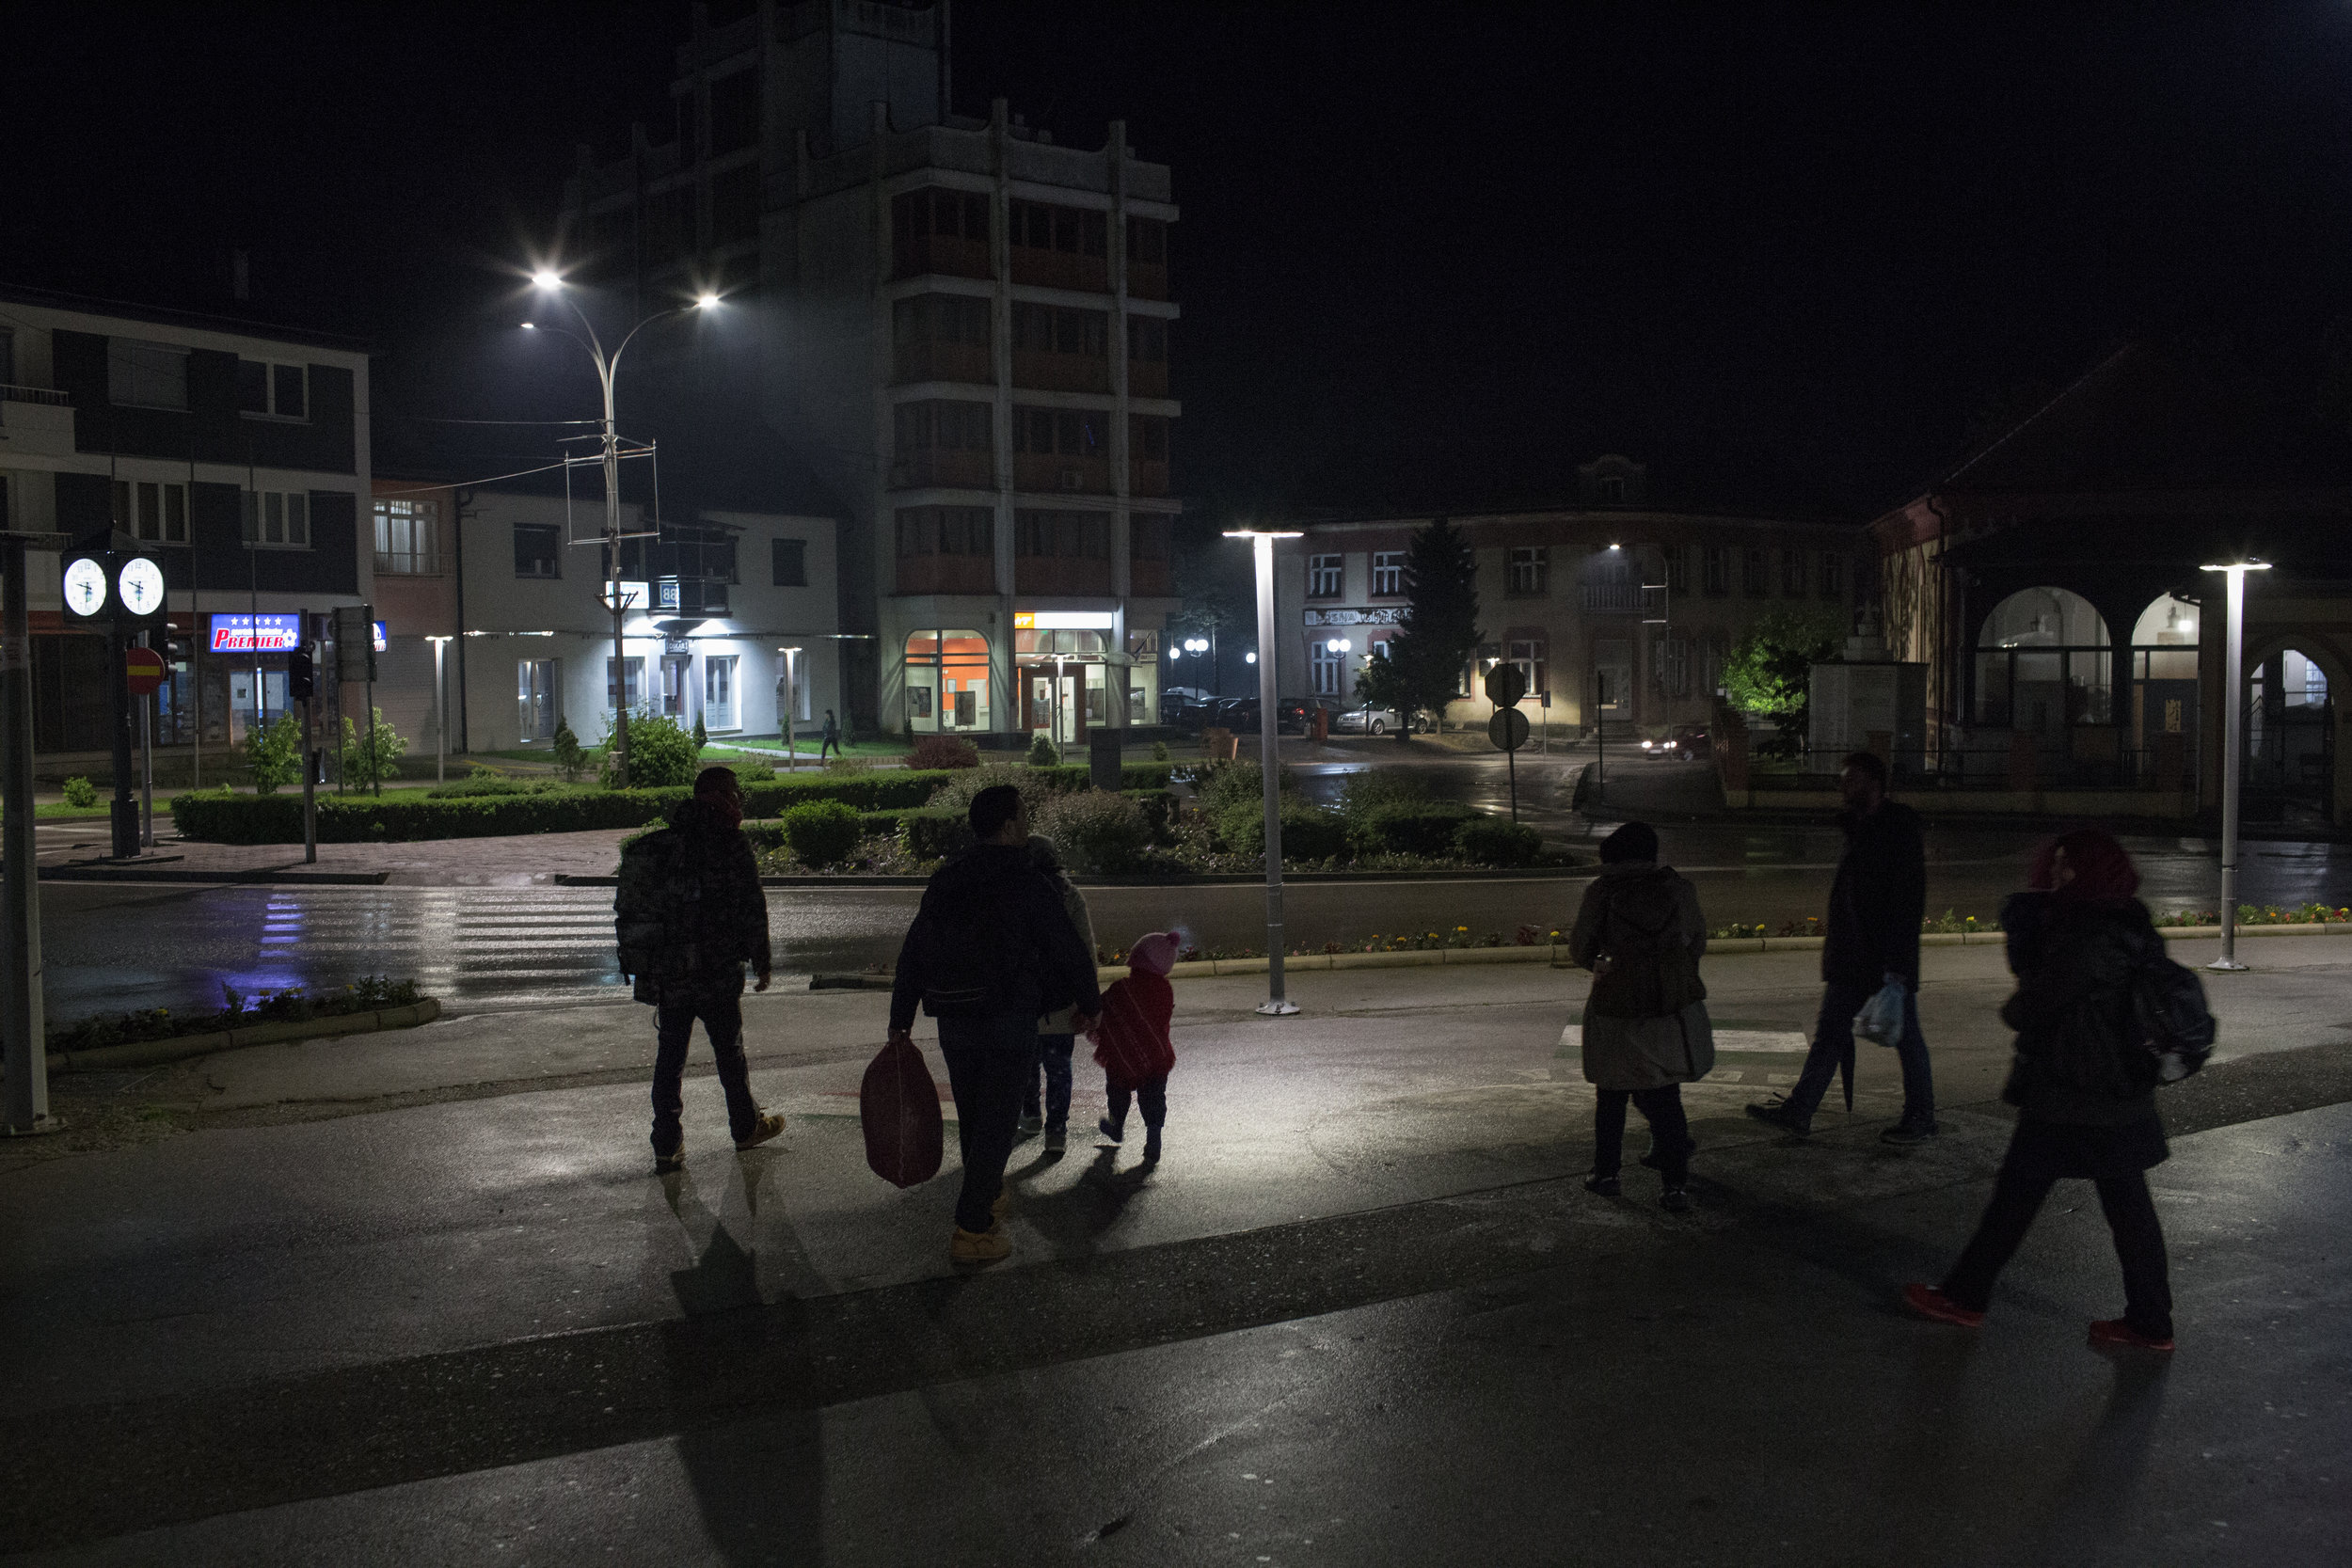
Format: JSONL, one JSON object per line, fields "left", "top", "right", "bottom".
{"left": 1873, "top": 343, "right": 2352, "bottom": 825}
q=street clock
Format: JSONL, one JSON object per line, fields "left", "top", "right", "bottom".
{"left": 62, "top": 556, "right": 110, "bottom": 618}
{"left": 119, "top": 557, "right": 167, "bottom": 618}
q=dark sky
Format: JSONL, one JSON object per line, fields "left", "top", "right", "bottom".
{"left": 8, "top": 1, "right": 2352, "bottom": 520}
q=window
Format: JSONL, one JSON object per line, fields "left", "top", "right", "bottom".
{"left": 643, "top": 182, "right": 696, "bottom": 261}
{"left": 108, "top": 340, "right": 188, "bottom": 410}
{"left": 1131, "top": 515, "right": 1170, "bottom": 561}
{"left": 1654, "top": 634, "right": 1690, "bottom": 696}
{"left": 112, "top": 480, "right": 189, "bottom": 545}
{"left": 1015, "top": 510, "right": 1108, "bottom": 559}
{"left": 1820, "top": 551, "right": 1845, "bottom": 601}
{"left": 1781, "top": 548, "right": 1805, "bottom": 597}
{"left": 709, "top": 161, "right": 761, "bottom": 245}
{"left": 373, "top": 498, "right": 440, "bottom": 575}
{"left": 515, "top": 522, "right": 563, "bottom": 578}
{"left": 707, "top": 68, "right": 759, "bottom": 155}
{"left": 1741, "top": 546, "right": 1768, "bottom": 597}
{"left": 1701, "top": 544, "right": 1728, "bottom": 596}
{"left": 1012, "top": 406, "right": 1105, "bottom": 456}
{"left": 517, "top": 658, "right": 559, "bottom": 741}
{"left": 1128, "top": 314, "right": 1168, "bottom": 362}
{"left": 607, "top": 657, "right": 644, "bottom": 715}
{"left": 237, "top": 359, "right": 307, "bottom": 420}
{"left": 1009, "top": 199, "right": 1107, "bottom": 256}
{"left": 894, "top": 399, "right": 993, "bottom": 455}
{"left": 702, "top": 655, "right": 739, "bottom": 731}
{"left": 1372, "top": 550, "right": 1405, "bottom": 596}
{"left": 1661, "top": 543, "right": 1687, "bottom": 594}
{"left": 893, "top": 293, "right": 992, "bottom": 348}
{"left": 240, "top": 490, "right": 310, "bottom": 547}
{"left": 1508, "top": 546, "right": 1549, "bottom": 596}
{"left": 892, "top": 186, "right": 991, "bottom": 274}
{"left": 1126, "top": 215, "right": 1168, "bottom": 264}
{"left": 1130, "top": 414, "right": 1169, "bottom": 460}
{"left": 1507, "top": 638, "right": 1549, "bottom": 699}
{"left": 1308, "top": 553, "right": 1343, "bottom": 598}
{"left": 1012, "top": 303, "right": 1108, "bottom": 357}
{"left": 896, "top": 506, "right": 993, "bottom": 557}
{"left": 771, "top": 537, "right": 807, "bottom": 586}
{"left": 1597, "top": 474, "right": 1626, "bottom": 503}
{"left": 1311, "top": 641, "right": 1344, "bottom": 696}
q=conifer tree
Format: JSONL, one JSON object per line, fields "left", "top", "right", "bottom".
{"left": 1354, "top": 515, "right": 1481, "bottom": 739}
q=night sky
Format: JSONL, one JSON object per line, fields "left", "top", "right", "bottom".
{"left": 8, "top": 2, "right": 2352, "bottom": 522}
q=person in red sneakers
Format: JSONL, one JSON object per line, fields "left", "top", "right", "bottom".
{"left": 1090, "top": 931, "right": 1179, "bottom": 1162}
{"left": 1904, "top": 829, "right": 2178, "bottom": 1351}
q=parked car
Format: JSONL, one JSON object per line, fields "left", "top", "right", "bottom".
{"left": 1637, "top": 724, "right": 1711, "bottom": 761}
{"left": 1331, "top": 704, "right": 1426, "bottom": 736}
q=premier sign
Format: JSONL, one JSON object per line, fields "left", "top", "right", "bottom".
{"left": 208, "top": 613, "right": 304, "bottom": 653}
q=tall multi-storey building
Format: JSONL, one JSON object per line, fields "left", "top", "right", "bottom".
{"left": 561, "top": 0, "right": 1181, "bottom": 742}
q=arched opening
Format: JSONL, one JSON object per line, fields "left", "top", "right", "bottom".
{"left": 2247, "top": 644, "right": 2336, "bottom": 824}
{"left": 2128, "top": 594, "right": 2201, "bottom": 774}
{"left": 1974, "top": 587, "right": 2112, "bottom": 733}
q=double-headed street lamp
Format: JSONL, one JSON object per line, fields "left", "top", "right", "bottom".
{"left": 522, "top": 272, "right": 717, "bottom": 787}
{"left": 2199, "top": 557, "right": 2271, "bottom": 972}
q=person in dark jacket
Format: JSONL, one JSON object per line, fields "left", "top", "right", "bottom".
{"left": 818, "top": 709, "right": 842, "bottom": 761}
{"left": 888, "top": 784, "right": 1102, "bottom": 1263}
{"left": 622, "top": 767, "right": 782, "bottom": 1173}
{"left": 1747, "top": 751, "right": 1938, "bottom": 1143}
{"left": 1567, "top": 822, "right": 1710, "bottom": 1212}
{"left": 1904, "top": 828, "right": 2178, "bottom": 1351}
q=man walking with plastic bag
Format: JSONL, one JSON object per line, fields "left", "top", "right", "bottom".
{"left": 1747, "top": 750, "right": 1938, "bottom": 1143}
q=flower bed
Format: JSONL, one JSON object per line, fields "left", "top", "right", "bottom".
{"left": 49, "top": 975, "right": 423, "bottom": 1052}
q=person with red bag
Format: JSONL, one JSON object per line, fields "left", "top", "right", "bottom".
{"left": 1089, "top": 931, "right": 1180, "bottom": 1162}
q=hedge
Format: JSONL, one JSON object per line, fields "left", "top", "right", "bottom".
{"left": 1353, "top": 801, "right": 1476, "bottom": 858}
{"left": 1455, "top": 816, "right": 1544, "bottom": 867}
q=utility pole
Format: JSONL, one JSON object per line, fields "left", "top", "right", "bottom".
{"left": 2, "top": 529, "right": 67, "bottom": 1136}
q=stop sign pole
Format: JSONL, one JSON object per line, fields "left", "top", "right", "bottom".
{"left": 2, "top": 529, "right": 69, "bottom": 1136}
{"left": 1486, "top": 662, "right": 1530, "bottom": 823}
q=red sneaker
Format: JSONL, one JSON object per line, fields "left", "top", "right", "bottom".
{"left": 1901, "top": 1283, "right": 1985, "bottom": 1328}
{"left": 2088, "top": 1319, "right": 2175, "bottom": 1353}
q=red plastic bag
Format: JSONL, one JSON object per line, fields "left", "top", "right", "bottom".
{"left": 860, "top": 1035, "right": 943, "bottom": 1188}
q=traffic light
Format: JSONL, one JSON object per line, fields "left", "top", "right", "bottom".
{"left": 287, "top": 649, "right": 315, "bottom": 705}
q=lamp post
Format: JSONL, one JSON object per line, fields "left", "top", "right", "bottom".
{"left": 524, "top": 273, "right": 716, "bottom": 787}
{"left": 425, "top": 635, "right": 453, "bottom": 785}
{"left": 777, "top": 646, "right": 801, "bottom": 770}
{"left": 2200, "top": 558, "right": 2270, "bottom": 972}
{"left": 1225, "top": 530, "right": 1303, "bottom": 1016}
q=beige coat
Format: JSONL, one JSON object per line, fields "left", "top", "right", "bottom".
{"left": 1039, "top": 873, "right": 1097, "bottom": 1035}
{"left": 1568, "top": 862, "right": 1715, "bottom": 1090}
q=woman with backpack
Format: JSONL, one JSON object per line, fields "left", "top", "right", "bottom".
{"left": 1567, "top": 821, "right": 1711, "bottom": 1212}
{"left": 1904, "top": 828, "right": 2181, "bottom": 1351}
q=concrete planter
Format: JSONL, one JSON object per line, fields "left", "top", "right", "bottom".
{"left": 48, "top": 998, "right": 444, "bottom": 1073}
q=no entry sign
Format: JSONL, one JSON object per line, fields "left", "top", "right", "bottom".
{"left": 125, "top": 646, "right": 167, "bottom": 696}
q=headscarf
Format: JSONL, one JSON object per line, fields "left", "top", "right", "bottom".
{"left": 1127, "top": 931, "right": 1181, "bottom": 974}
{"left": 2050, "top": 827, "right": 2139, "bottom": 904}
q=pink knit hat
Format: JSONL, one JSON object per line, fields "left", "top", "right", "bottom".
{"left": 1127, "top": 931, "right": 1181, "bottom": 975}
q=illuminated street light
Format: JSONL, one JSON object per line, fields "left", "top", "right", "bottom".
{"left": 532, "top": 270, "right": 563, "bottom": 291}
{"left": 2199, "top": 558, "right": 2273, "bottom": 971}
{"left": 1224, "top": 527, "right": 1305, "bottom": 1018}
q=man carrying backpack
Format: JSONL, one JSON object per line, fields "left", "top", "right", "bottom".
{"left": 888, "top": 784, "right": 1101, "bottom": 1262}
{"left": 615, "top": 766, "right": 785, "bottom": 1173}
{"left": 1747, "top": 750, "right": 1938, "bottom": 1143}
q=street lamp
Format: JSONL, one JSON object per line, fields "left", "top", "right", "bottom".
{"left": 425, "top": 635, "right": 453, "bottom": 784}
{"left": 2199, "top": 558, "right": 2271, "bottom": 972}
{"left": 1224, "top": 528, "right": 1304, "bottom": 1017}
{"left": 523, "top": 272, "right": 718, "bottom": 787}
{"left": 776, "top": 645, "right": 802, "bottom": 771}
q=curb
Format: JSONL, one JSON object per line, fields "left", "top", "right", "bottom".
{"left": 47, "top": 998, "right": 445, "bottom": 1073}
{"left": 562, "top": 865, "right": 1590, "bottom": 890}
{"left": 39, "top": 864, "right": 391, "bottom": 885}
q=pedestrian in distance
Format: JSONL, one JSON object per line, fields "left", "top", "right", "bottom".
{"left": 1020, "top": 835, "right": 1097, "bottom": 1152}
{"left": 613, "top": 766, "right": 785, "bottom": 1174}
{"left": 1090, "top": 931, "right": 1179, "bottom": 1162}
{"left": 1905, "top": 828, "right": 2185, "bottom": 1351}
{"left": 1747, "top": 749, "right": 1939, "bottom": 1143}
{"left": 1568, "top": 821, "right": 1709, "bottom": 1212}
{"left": 888, "top": 784, "right": 1101, "bottom": 1263}
{"left": 818, "top": 708, "right": 843, "bottom": 762}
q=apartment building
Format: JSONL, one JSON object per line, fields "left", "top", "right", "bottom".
{"left": 1275, "top": 458, "right": 1869, "bottom": 732}
{"left": 369, "top": 477, "right": 841, "bottom": 756}
{"left": 559, "top": 0, "right": 1181, "bottom": 742}
{"left": 0, "top": 284, "right": 372, "bottom": 757}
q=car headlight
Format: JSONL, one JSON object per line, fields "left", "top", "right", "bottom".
{"left": 1640, "top": 740, "right": 1653, "bottom": 750}
{"left": 1663, "top": 740, "right": 1677, "bottom": 750}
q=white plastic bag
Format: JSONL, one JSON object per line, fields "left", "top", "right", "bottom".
{"left": 1853, "top": 975, "right": 1907, "bottom": 1049}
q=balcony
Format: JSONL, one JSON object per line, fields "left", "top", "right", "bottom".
{"left": 897, "top": 554, "right": 997, "bottom": 595}
{"left": 1015, "top": 555, "right": 1113, "bottom": 596}
{"left": 890, "top": 451, "right": 994, "bottom": 490}
{"left": 895, "top": 234, "right": 992, "bottom": 282}
{"left": 1581, "top": 583, "right": 1644, "bottom": 613}
{"left": 1010, "top": 249, "right": 1111, "bottom": 293}
{"left": 1127, "top": 359, "right": 1168, "bottom": 399}
{"left": 1130, "top": 558, "right": 1172, "bottom": 596}
{"left": 1130, "top": 457, "right": 1171, "bottom": 498}
{"left": 1015, "top": 453, "right": 1112, "bottom": 494}
{"left": 1012, "top": 350, "right": 1111, "bottom": 395}
{"left": 1127, "top": 261, "right": 1169, "bottom": 302}
{"left": 0, "top": 385, "right": 75, "bottom": 459}
{"left": 893, "top": 341, "right": 993, "bottom": 386}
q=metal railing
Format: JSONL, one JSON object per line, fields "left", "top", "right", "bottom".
{"left": 0, "top": 384, "right": 70, "bottom": 406}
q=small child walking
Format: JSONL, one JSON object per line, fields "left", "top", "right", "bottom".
{"left": 1090, "top": 931, "right": 1178, "bottom": 1161}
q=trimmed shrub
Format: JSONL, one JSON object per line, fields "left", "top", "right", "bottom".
{"left": 1336, "top": 768, "right": 1432, "bottom": 818}
{"left": 1455, "top": 816, "right": 1543, "bottom": 867}
{"left": 895, "top": 807, "right": 975, "bottom": 861}
{"left": 605, "top": 712, "right": 699, "bottom": 788}
{"left": 1355, "top": 801, "right": 1475, "bottom": 857}
{"left": 925, "top": 764, "right": 1041, "bottom": 818}
{"left": 780, "top": 800, "right": 863, "bottom": 866}
{"left": 1026, "top": 733, "right": 1061, "bottom": 768}
{"left": 247, "top": 713, "right": 304, "bottom": 795}
{"left": 1033, "top": 789, "right": 1152, "bottom": 875}
{"left": 907, "top": 736, "right": 981, "bottom": 770}
{"left": 338, "top": 708, "right": 406, "bottom": 792}
{"left": 60, "top": 776, "right": 99, "bottom": 809}
{"left": 1217, "top": 799, "right": 1350, "bottom": 863}
{"left": 428, "top": 775, "right": 555, "bottom": 798}
{"left": 1151, "top": 739, "right": 1170, "bottom": 763}
{"left": 550, "top": 720, "right": 586, "bottom": 782}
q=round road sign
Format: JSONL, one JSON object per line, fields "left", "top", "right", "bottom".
{"left": 1487, "top": 707, "right": 1531, "bottom": 752}
{"left": 125, "top": 646, "right": 167, "bottom": 696}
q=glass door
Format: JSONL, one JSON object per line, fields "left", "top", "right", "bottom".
{"left": 703, "top": 655, "right": 739, "bottom": 732}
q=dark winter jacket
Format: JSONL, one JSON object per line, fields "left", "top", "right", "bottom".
{"left": 888, "top": 842, "right": 1103, "bottom": 1030}
{"left": 1998, "top": 898, "right": 2162, "bottom": 1127}
{"left": 1821, "top": 799, "right": 1926, "bottom": 990}
{"left": 612, "top": 797, "right": 771, "bottom": 993}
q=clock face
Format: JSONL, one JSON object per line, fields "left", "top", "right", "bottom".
{"left": 62, "top": 557, "right": 109, "bottom": 617}
{"left": 119, "top": 557, "right": 167, "bottom": 617}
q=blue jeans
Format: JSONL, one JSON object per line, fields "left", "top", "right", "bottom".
{"left": 936, "top": 1012, "right": 1033, "bottom": 1232}
{"left": 1787, "top": 978, "right": 1935, "bottom": 1128}
{"left": 650, "top": 970, "right": 759, "bottom": 1153}
{"left": 1024, "top": 1033, "right": 1074, "bottom": 1130}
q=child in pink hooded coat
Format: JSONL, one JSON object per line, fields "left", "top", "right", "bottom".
{"left": 1089, "top": 931, "right": 1179, "bottom": 1160}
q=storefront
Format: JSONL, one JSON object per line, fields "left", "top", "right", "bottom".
{"left": 898, "top": 612, "right": 1163, "bottom": 740}
{"left": 903, "top": 628, "right": 995, "bottom": 735}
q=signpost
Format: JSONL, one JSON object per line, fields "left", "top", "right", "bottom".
{"left": 331, "top": 604, "right": 378, "bottom": 795}
{"left": 3, "top": 529, "right": 69, "bottom": 1136}
{"left": 289, "top": 641, "right": 317, "bottom": 862}
{"left": 1485, "top": 662, "right": 1530, "bottom": 823}
{"left": 126, "top": 645, "right": 166, "bottom": 850}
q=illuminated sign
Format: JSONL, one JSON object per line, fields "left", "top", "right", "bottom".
{"left": 373, "top": 621, "right": 388, "bottom": 653}
{"left": 209, "top": 613, "right": 305, "bottom": 653}
{"left": 1013, "top": 611, "right": 1118, "bottom": 630}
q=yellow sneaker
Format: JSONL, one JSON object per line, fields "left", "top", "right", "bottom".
{"left": 951, "top": 1224, "right": 1011, "bottom": 1263}
{"left": 735, "top": 1112, "right": 786, "bottom": 1151}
